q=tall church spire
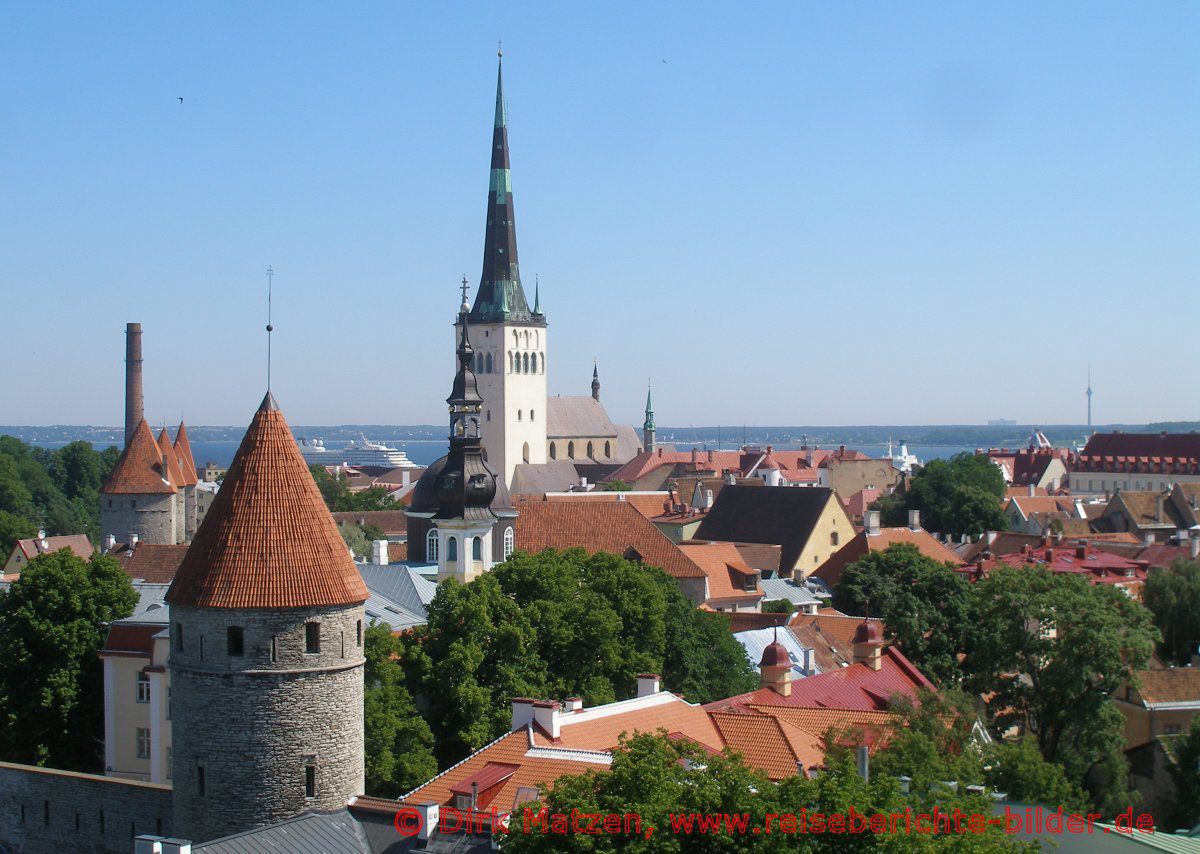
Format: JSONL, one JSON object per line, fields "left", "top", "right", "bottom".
{"left": 469, "top": 53, "right": 542, "bottom": 325}
{"left": 591, "top": 361, "right": 601, "bottom": 400}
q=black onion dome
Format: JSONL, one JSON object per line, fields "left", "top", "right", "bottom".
{"left": 407, "top": 455, "right": 447, "bottom": 514}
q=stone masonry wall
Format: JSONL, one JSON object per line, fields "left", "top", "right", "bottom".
{"left": 170, "top": 603, "right": 365, "bottom": 844}
{"left": 101, "top": 493, "right": 179, "bottom": 545}
{"left": 0, "top": 761, "right": 172, "bottom": 853}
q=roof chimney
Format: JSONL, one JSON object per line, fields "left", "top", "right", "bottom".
{"left": 865, "top": 510, "right": 881, "bottom": 537}
{"left": 532, "top": 701, "right": 560, "bottom": 739}
{"left": 852, "top": 621, "right": 883, "bottom": 671}
{"left": 1191, "top": 532, "right": 1200, "bottom": 560}
{"left": 1144, "top": 531, "right": 1155, "bottom": 547}
{"left": 103, "top": 533, "right": 116, "bottom": 552}
{"left": 128, "top": 532, "right": 139, "bottom": 548}
{"left": 563, "top": 697, "right": 583, "bottom": 713}
{"left": 371, "top": 539, "right": 389, "bottom": 565}
{"left": 1028, "top": 484, "right": 1036, "bottom": 497}
{"left": 908, "top": 510, "right": 920, "bottom": 531}
{"left": 124, "top": 322, "right": 144, "bottom": 449}
{"left": 637, "top": 673, "right": 661, "bottom": 697}
{"left": 510, "top": 698, "right": 535, "bottom": 731}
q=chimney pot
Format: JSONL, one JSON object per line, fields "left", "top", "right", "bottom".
{"left": 128, "top": 532, "right": 139, "bottom": 548}
{"left": 1028, "top": 484, "right": 1036, "bottom": 497}
{"left": 908, "top": 509, "right": 920, "bottom": 531}
{"left": 371, "top": 539, "right": 389, "bottom": 565}
{"left": 531, "top": 701, "right": 561, "bottom": 738}
{"left": 510, "top": 698, "right": 535, "bottom": 731}
{"left": 865, "top": 510, "right": 881, "bottom": 537}
{"left": 636, "top": 674, "right": 661, "bottom": 697}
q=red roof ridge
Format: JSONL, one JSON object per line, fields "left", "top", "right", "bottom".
{"left": 173, "top": 421, "right": 199, "bottom": 486}
{"left": 166, "top": 392, "right": 369, "bottom": 609}
{"left": 156, "top": 428, "right": 187, "bottom": 489}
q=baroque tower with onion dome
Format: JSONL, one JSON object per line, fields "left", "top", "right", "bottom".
{"left": 165, "top": 391, "right": 369, "bottom": 843}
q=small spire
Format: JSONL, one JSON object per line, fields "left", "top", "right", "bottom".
{"left": 265, "top": 266, "right": 275, "bottom": 391}
{"left": 591, "top": 359, "right": 600, "bottom": 401}
{"left": 494, "top": 49, "right": 507, "bottom": 129}
{"left": 533, "top": 274, "right": 540, "bottom": 314}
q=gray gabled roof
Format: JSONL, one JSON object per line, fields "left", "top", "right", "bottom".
{"left": 193, "top": 809, "right": 370, "bottom": 853}
{"left": 546, "top": 396, "right": 618, "bottom": 439}
{"left": 759, "top": 578, "right": 821, "bottom": 607}
{"left": 357, "top": 563, "right": 436, "bottom": 630}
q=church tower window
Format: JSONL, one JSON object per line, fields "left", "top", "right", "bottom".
{"left": 568, "top": 442, "right": 575, "bottom": 459}
{"left": 503, "top": 527, "right": 514, "bottom": 559}
{"left": 472, "top": 537, "right": 483, "bottom": 560}
{"left": 486, "top": 352, "right": 493, "bottom": 373}
{"left": 587, "top": 441, "right": 594, "bottom": 458}
{"left": 447, "top": 537, "right": 458, "bottom": 562}
{"left": 523, "top": 442, "right": 530, "bottom": 463}
{"left": 426, "top": 529, "right": 439, "bottom": 562}
{"left": 605, "top": 441, "right": 611, "bottom": 457}
{"left": 549, "top": 442, "right": 556, "bottom": 459}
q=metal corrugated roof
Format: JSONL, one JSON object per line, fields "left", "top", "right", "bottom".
{"left": 733, "top": 627, "right": 817, "bottom": 677}
{"left": 759, "top": 578, "right": 821, "bottom": 606}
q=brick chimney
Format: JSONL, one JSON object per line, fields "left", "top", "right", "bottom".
{"left": 124, "top": 322, "right": 144, "bottom": 449}
{"left": 852, "top": 621, "right": 883, "bottom": 671}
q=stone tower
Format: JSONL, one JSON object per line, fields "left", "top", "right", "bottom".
{"left": 463, "top": 54, "right": 547, "bottom": 489}
{"left": 165, "top": 392, "right": 369, "bottom": 844}
{"left": 101, "top": 419, "right": 182, "bottom": 545}
{"left": 643, "top": 383, "right": 656, "bottom": 454}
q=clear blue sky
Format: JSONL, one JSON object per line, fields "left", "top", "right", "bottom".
{"left": 2, "top": 2, "right": 1196, "bottom": 428}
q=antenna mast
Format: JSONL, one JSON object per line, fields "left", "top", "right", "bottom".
{"left": 266, "top": 266, "right": 275, "bottom": 390}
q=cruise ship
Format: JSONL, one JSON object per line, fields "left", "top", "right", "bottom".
{"left": 296, "top": 435, "right": 421, "bottom": 469}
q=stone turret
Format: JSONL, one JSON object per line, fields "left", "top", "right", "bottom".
{"left": 173, "top": 421, "right": 200, "bottom": 539}
{"left": 101, "top": 419, "right": 181, "bottom": 545}
{"left": 166, "top": 391, "right": 368, "bottom": 843}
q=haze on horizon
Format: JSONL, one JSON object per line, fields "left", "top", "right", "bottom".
{"left": 1, "top": 3, "right": 1196, "bottom": 430}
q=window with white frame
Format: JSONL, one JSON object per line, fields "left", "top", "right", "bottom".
{"left": 503, "top": 527, "right": 514, "bottom": 559}
{"left": 136, "top": 728, "right": 151, "bottom": 760}
{"left": 136, "top": 671, "right": 150, "bottom": 704}
{"left": 426, "top": 528, "right": 439, "bottom": 562}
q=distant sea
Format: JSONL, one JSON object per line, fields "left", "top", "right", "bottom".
{"left": 27, "top": 438, "right": 974, "bottom": 470}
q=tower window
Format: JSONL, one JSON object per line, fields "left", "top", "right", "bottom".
{"left": 523, "top": 352, "right": 530, "bottom": 373}
{"left": 549, "top": 442, "right": 556, "bottom": 460}
{"left": 305, "top": 622, "right": 320, "bottom": 654}
{"left": 486, "top": 410, "right": 491, "bottom": 422}
{"left": 357, "top": 620, "right": 363, "bottom": 647}
{"left": 523, "top": 442, "right": 530, "bottom": 463}
{"left": 305, "top": 764, "right": 316, "bottom": 798}
{"left": 227, "top": 626, "right": 244, "bottom": 657}
{"left": 530, "top": 409, "right": 535, "bottom": 421}
{"left": 503, "top": 527, "right": 514, "bottom": 559}
{"left": 568, "top": 442, "right": 575, "bottom": 459}
{"left": 340, "top": 631, "right": 345, "bottom": 658}
{"left": 605, "top": 441, "right": 611, "bottom": 457}
{"left": 486, "top": 352, "right": 493, "bottom": 373}
{"left": 426, "top": 528, "right": 439, "bottom": 561}
{"left": 270, "top": 636, "right": 277, "bottom": 663}
{"left": 530, "top": 353, "right": 538, "bottom": 373}
{"left": 447, "top": 536, "right": 458, "bottom": 562}
{"left": 518, "top": 410, "right": 523, "bottom": 421}
{"left": 472, "top": 537, "right": 482, "bottom": 561}
{"left": 587, "top": 441, "right": 594, "bottom": 458}
{"left": 199, "top": 636, "right": 205, "bottom": 661}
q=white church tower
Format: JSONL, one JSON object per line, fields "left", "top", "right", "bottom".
{"left": 461, "top": 52, "right": 547, "bottom": 489}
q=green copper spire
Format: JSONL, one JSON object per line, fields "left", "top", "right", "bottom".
{"left": 643, "top": 383, "right": 655, "bottom": 431}
{"left": 533, "top": 274, "right": 541, "bottom": 314}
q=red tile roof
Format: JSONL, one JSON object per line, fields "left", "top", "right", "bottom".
{"left": 12, "top": 533, "right": 93, "bottom": 562}
{"left": 710, "top": 646, "right": 934, "bottom": 713}
{"left": 116, "top": 543, "right": 188, "bottom": 583}
{"left": 678, "top": 541, "right": 763, "bottom": 605}
{"left": 958, "top": 541, "right": 1148, "bottom": 588}
{"left": 166, "top": 393, "right": 369, "bottom": 609}
{"left": 1133, "top": 668, "right": 1200, "bottom": 706}
{"left": 512, "top": 498, "right": 705, "bottom": 579}
{"left": 172, "top": 422, "right": 199, "bottom": 486}
{"left": 156, "top": 428, "right": 187, "bottom": 489}
{"left": 708, "top": 710, "right": 825, "bottom": 776}
{"left": 102, "top": 420, "right": 175, "bottom": 495}
{"left": 101, "top": 623, "right": 161, "bottom": 657}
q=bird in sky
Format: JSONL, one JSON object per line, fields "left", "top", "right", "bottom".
{"left": 177, "top": 97, "right": 184, "bottom": 104}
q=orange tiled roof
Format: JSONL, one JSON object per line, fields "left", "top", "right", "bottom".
{"left": 102, "top": 420, "right": 175, "bottom": 495}
{"left": 512, "top": 498, "right": 705, "bottom": 579}
{"left": 13, "top": 533, "right": 93, "bottom": 562}
{"left": 678, "top": 541, "right": 763, "bottom": 604}
{"left": 173, "top": 422, "right": 199, "bottom": 486}
{"left": 811, "top": 527, "right": 962, "bottom": 587}
{"left": 166, "top": 393, "right": 369, "bottom": 609}
{"left": 790, "top": 612, "right": 884, "bottom": 650}
{"left": 156, "top": 428, "right": 187, "bottom": 489}
{"left": 530, "top": 693, "right": 723, "bottom": 752}
{"left": 1134, "top": 668, "right": 1200, "bottom": 706}
{"left": 746, "top": 705, "right": 900, "bottom": 749}
{"left": 709, "top": 710, "right": 825, "bottom": 777}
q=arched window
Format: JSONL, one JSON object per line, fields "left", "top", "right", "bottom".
{"left": 523, "top": 353, "right": 530, "bottom": 373}
{"left": 523, "top": 331, "right": 529, "bottom": 347}
{"left": 513, "top": 331, "right": 519, "bottom": 348}
{"left": 568, "top": 441, "right": 575, "bottom": 459}
{"left": 472, "top": 537, "right": 482, "bottom": 560}
{"left": 518, "top": 410, "right": 523, "bottom": 421}
{"left": 534, "top": 331, "right": 539, "bottom": 348}
{"left": 587, "top": 441, "right": 594, "bottom": 458}
{"left": 549, "top": 442, "right": 557, "bottom": 460}
{"left": 503, "top": 527, "right": 514, "bottom": 559}
{"left": 227, "top": 626, "right": 244, "bottom": 657}
{"left": 530, "top": 353, "right": 537, "bottom": 374}
{"left": 604, "top": 441, "right": 611, "bottom": 457}
{"left": 523, "top": 442, "right": 530, "bottom": 463}
{"left": 508, "top": 352, "right": 513, "bottom": 373}
{"left": 426, "top": 528, "right": 439, "bottom": 562}
{"left": 486, "top": 352, "right": 493, "bottom": 373}
{"left": 446, "top": 536, "right": 458, "bottom": 562}
{"left": 541, "top": 353, "right": 545, "bottom": 374}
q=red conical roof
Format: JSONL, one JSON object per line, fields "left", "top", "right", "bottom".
{"left": 173, "top": 421, "right": 199, "bottom": 486}
{"left": 157, "top": 428, "right": 187, "bottom": 489}
{"left": 102, "top": 419, "right": 175, "bottom": 495}
{"left": 166, "top": 392, "right": 368, "bottom": 609}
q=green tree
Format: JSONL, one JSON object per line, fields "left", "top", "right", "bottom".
{"left": 363, "top": 623, "right": 436, "bottom": 797}
{"left": 0, "top": 509, "right": 37, "bottom": 557}
{"left": 0, "top": 550, "right": 137, "bottom": 770}
{"left": 307, "top": 463, "right": 397, "bottom": 511}
{"left": 406, "top": 548, "right": 756, "bottom": 767}
{"left": 891, "top": 453, "right": 1007, "bottom": 539}
{"left": 49, "top": 441, "right": 103, "bottom": 500}
{"left": 602, "top": 479, "right": 632, "bottom": 492}
{"left": 502, "top": 731, "right": 1028, "bottom": 852}
{"left": 761, "top": 599, "right": 794, "bottom": 614}
{"left": 1143, "top": 560, "right": 1200, "bottom": 666}
{"left": 1166, "top": 717, "right": 1200, "bottom": 831}
{"left": 338, "top": 523, "right": 371, "bottom": 559}
{"left": 834, "top": 544, "right": 973, "bottom": 686}
{"left": 0, "top": 437, "right": 118, "bottom": 542}
{"left": 982, "top": 737, "right": 1089, "bottom": 814}
{"left": 867, "top": 690, "right": 985, "bottom": 791}
{"left": 964, "top": 566, "right": 1157, "bottom": 812}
